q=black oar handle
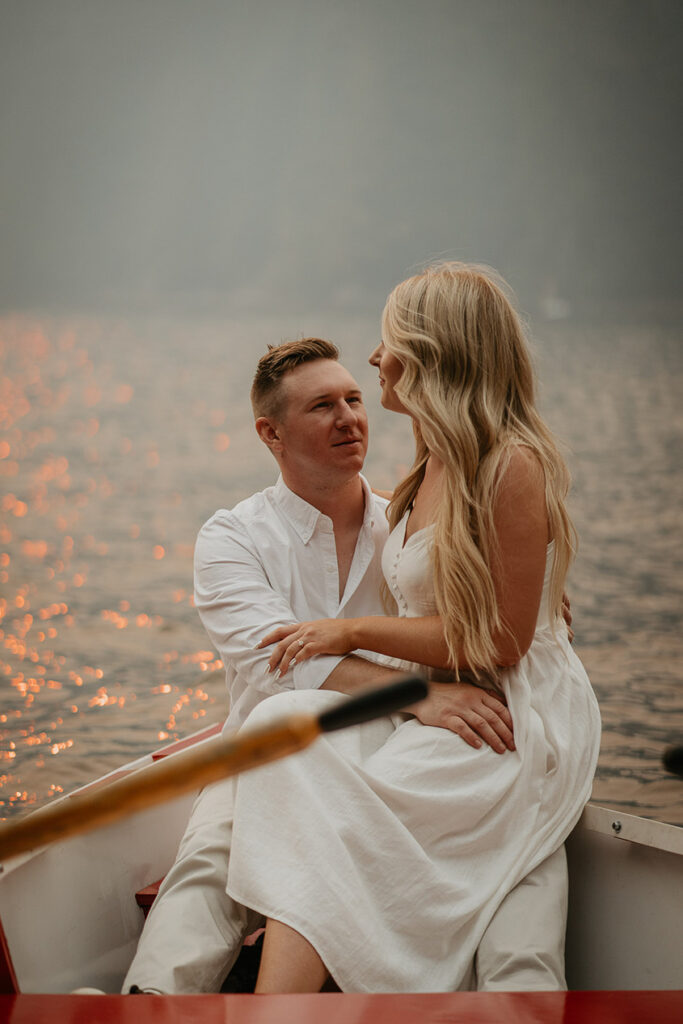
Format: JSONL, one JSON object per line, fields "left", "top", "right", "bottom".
{"left": 663, "top": 745, "right": 683, "bottom": 779}
{"left": 318, "top": 675, "right": 428, "bottom": 733}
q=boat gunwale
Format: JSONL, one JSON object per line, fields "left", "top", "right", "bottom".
{"left": 574, "top": 802, "right": 682, "bottom": 855}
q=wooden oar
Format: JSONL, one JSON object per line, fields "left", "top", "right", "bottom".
{"left": 0, "top": 675, "right": 427, "bottom": 863}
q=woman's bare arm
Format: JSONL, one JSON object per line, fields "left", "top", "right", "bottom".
{"left": 487, "top": 446, "right": 549, "bottom": 664}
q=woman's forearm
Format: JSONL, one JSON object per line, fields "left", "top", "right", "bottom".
{"left": 348, "top": 615, "right": 453, "bottom": 669}
{"left": 259, "top": 613, "right": 527, "bottom": 677}
{"left": 348, "top": 615, "right": 526, "bottom": 670}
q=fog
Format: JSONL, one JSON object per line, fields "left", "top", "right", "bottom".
{"left": 1, "top": 0, "right": 681, "bottom": 319}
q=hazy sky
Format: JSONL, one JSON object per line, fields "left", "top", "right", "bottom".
{"left": 2, "top": 0, "right": 681, "bottom": 318}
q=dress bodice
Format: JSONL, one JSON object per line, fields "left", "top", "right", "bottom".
{"left": 381, "top": 514, "right": 437, "bottom": 617}
{"left": 382, "top": 511, "right": 554, "bottom": 630}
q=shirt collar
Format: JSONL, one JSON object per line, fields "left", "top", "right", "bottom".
{"left": 273, "top": 473, "right": 377, "bottom": 544}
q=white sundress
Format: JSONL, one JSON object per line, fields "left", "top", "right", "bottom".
{"left": 226, "top": 512, "right": 601, "bottom": 992}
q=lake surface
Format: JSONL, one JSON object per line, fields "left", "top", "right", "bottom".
{"left": 1, "top": 312, "right": 681, "bottom": 825}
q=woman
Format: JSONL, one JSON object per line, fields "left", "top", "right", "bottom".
{"left": 226, "top": 262, "right": 601, "bottom": 992}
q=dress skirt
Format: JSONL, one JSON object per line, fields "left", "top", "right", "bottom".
{"left": 226, "top": 628, "right": 600, "bottom": 992}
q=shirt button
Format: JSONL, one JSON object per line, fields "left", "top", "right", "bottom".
{"left": 326, "top": 565, "right": 335, "bottom": 573}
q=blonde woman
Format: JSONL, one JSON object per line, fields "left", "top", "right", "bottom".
{"left": 226, "top": 263, "right": 601, "bottom": 993}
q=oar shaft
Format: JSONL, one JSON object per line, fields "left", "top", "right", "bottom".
{"left": 0, "top": 714, "right": 319, "bottom": 863}
{"left": 0, "top": 675, "right": 428, "bottom": 863}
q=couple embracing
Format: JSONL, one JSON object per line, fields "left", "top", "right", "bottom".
{"left": 124, "top": 261, "right": 600, "bottom": 994}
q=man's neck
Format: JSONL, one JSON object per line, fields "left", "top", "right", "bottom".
{"left": 282, "top": 471, "right": 366, "bottom": 530}
{"left": 282, "top": 471, "right": 366, "bottom": 600}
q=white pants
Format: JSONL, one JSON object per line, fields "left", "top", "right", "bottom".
{"left": 122, "top": 777, "right": 263, "bottom": 994}
{"left": 474, "top": 841, "right": 568, "bottom": 991}
{"left": 123, "top": 777, "right": 567, "bottom": 994}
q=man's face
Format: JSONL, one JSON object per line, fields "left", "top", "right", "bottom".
{"left": 273, "top": 359, "right": 369, "bottom": 486}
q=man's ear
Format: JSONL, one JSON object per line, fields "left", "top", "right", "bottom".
{"left": 255, "top": 416, "right": 283, "bottom": 454}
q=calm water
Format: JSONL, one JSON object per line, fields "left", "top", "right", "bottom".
{"left": 1, "top": 313, "right": 682, "bottom": 825}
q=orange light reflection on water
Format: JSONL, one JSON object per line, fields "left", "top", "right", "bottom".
{"left": 0, "top": 317, "right": 224, "bottom": 818}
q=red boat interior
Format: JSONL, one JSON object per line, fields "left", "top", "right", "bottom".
{"left": 2, "top": 990, "right": 683, "bottom": 1024}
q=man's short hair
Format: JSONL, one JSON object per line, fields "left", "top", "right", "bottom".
{"left": 250, "top": 337, "right": 339, "bottom": 420}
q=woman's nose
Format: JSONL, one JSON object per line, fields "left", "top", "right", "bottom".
{"left": 369, "top": 343, "right": 381, "bottom": 366}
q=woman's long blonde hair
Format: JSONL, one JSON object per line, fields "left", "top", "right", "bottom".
{"left": 383, "top": 262, "right": 575, "bottom": 676}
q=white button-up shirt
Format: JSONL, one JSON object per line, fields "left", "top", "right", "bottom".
{"left": 194, "top": 474, "right": 394, "bottom": 730}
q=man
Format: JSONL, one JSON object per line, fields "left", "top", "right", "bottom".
{"left": 123, "top": 338, "right": 567, "bottom": 994}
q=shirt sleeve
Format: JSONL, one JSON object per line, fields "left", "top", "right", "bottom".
{"left": 194, "top": 513, "right": 344, "bottom": 697}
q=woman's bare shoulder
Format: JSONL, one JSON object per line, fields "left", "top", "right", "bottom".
{"left": 498, "top": 444, "right": 545, "bottom": 493}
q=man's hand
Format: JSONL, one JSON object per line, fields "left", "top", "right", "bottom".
{"left": 410, "top": 682, "right": 515, "bottom": 754}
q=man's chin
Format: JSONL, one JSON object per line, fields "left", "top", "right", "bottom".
{"left": 331, "top": 451, "right": 366, "bottom": 477}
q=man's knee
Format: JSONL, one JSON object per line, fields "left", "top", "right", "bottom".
{"left": 241, "top": 688, "right": 339, "bottom": 731}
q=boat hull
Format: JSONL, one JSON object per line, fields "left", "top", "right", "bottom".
{"left": 0, "top": 745, "right": 199, "bottom": 995}
{"left": 565, "top": 802, "right": 683, "bottom": 990}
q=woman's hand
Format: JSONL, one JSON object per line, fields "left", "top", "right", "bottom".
{"left": 258, "top": 620, "right": 356, "bottom": 675}
{"left": 410, "top": 682, "right": 515, "bottom": 754}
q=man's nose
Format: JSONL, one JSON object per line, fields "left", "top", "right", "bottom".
{"left": 335, "top": 402, "right": 357, "bottom": 427}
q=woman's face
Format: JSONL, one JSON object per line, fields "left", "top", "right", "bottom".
{"left": 369, "top": 340, "right": 409, "bottom": 414}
